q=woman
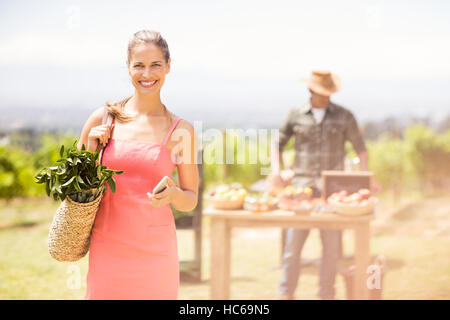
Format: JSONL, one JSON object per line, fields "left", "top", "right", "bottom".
{"left": 77, "top": 30, "right": 199, "bottom": 299}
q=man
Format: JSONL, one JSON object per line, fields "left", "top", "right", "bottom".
{"left": 269, "top": 70, "right": 372, "bottom": 300}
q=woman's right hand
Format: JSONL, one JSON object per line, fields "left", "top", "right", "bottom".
{"left": 87, "top": 123, "right": 114, "bottom": 152}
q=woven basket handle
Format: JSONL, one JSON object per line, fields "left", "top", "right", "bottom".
{"left": 95, "top": 106, "right": 114, "bottom": 165}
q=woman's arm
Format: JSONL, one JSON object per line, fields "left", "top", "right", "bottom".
{"left": 148, "top": 120, "right": 199, "bottom": 212}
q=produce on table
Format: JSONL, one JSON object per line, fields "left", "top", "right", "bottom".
{"left": 244, "top": 193, "right": 278, "bottom": 213}
{"left": 327, "top": 188, "right": 376, "bottom": 207}
{"left": 279, "top": 186, "right": 313, "bottom": 200}
{"left": 309, "top": 198, "right": 335, "bottom": 213}
{"left": 208, "top": 183, "right": 247, "bottom": 201}
{"left": 274, "top": 185, "right": 314, "bottom": 213}
{"left": 327, "top": 188, "right": 377, "bottom": 216}
{"left": 278, "top": 198, "right": 313, "bottom": 213}
{"left": 206, "top": 183, "right": 247, "bottom": 210}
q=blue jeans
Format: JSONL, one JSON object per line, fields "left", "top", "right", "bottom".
{"left": 279, "top": 228, "right": 341, "bottom": 299}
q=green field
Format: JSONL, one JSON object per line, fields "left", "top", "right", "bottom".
{"left": 1, "top": 195, "right": 449, "bottom": 300}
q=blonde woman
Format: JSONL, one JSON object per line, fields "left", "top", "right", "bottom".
{"left": 77, "top": 30, "right": 199, "bottom": 299}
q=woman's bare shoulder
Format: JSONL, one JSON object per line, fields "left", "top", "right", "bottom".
{"left": 77, "top": 106, "right": 107, "bottom": 151}
{"left": 165, "top": 116, "right": 195, "bottom": 150}
{"left": 89, "top": 106, "right": 106, "bottom": 125}
{"left": 80, "top": 106, "right": 106, "bottom": 130}
{"left": 173, "top": 117, "right": 194, "bottom": 132}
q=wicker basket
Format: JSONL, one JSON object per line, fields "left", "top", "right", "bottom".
{"left": 47, "top": 107, "right": 113, "bottom": 262}
{"left": 48, "top": 193, "right": 103, "bottom": 262}
{"left": 207, "top": 196, "right": 245, "bottom": 210}
{"left": 328, "top": 198, "right": 377, "bottom": 216}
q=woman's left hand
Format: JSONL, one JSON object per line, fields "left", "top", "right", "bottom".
{"left": 147, "top": 177, "right": 178, "bottom": 207}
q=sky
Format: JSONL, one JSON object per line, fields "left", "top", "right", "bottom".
{"left": 0, "top": 0, "right": 449, "bottom": 126}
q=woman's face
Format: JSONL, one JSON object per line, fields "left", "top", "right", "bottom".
{"left": 128, "top": 43, "right": 170, "bottom": 95}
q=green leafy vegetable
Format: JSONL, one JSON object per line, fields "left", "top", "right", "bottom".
{"left": 34, "top": 139, "right": 123, "bottom": 203}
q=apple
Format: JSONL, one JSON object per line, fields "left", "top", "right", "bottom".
{"left": 339, "top": 190, "right": 349, "bottom": 197}
{"left": 237, "top": 189, "right": 247, "bottom": 198}
{"left": 347, "top": 193, "right": 362, "bottom": 202}
{"left": 223, "top": 193, "right": 233, "bottom": 200}
{"left": 342, "top": 197, "right": 353, "bottom": 204}
{"left": 358, "top": 188, "right": 371, "bottom": 200}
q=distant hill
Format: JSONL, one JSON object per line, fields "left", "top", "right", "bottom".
{"left": 0, "top": 105, "right": 287, "bottom": 133}
{"left": 0, "top": 106, "right": 92, "bottom": 133}
{"left": 0, "top": 105, "right": 448, "bottom": 139}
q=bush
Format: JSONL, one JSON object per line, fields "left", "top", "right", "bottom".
{"left": 1, "top": 124, "right": 449, "bottom": 201}
{"left": 366, "top": 134, "right": 412, "bottom": 201}
{"left": 404, "top": 125, "right": 450, "bottom": 193}
{"left": 202, "top": 129, "right": 273, "bottom": 191}
{"left": 0, "top": 145, "right": 41, "bottom": 200}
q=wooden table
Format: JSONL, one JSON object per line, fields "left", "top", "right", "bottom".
{"left": 203, "top": 207, "right": 373, "bottom": 300}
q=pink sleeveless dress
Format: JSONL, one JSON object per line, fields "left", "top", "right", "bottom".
{"left": 85, "top": 118, "right": 182, "bottom": 300}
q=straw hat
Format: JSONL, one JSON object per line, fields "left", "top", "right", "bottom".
{"left": 300, "top": 70, "right": 342, "bottom": 96}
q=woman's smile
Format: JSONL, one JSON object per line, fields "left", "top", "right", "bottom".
{"left": 138, "top": 80, "right": 158, "bottom": 88}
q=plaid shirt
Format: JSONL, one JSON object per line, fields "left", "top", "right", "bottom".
{"left": 279, "top": 100, "right": 366, "bottom": 190}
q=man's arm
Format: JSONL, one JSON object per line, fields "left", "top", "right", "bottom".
{"left": 267, "top": 108, "right": 296, "bottom": 187}
{"left": 358, "top": 150, "right": 368, "bottom": 171}
{"left": 273, "top": 108, "right": 296, "bottom": 173}
{"left": 344, "top": 111, "right": 367, "bottom": 166}
{"left": 344, "top": 112, "right": 382, "bottom": 192}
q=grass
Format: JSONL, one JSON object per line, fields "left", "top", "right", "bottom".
{"left": 0, "top": 194, "right": 449, "bottom": 300}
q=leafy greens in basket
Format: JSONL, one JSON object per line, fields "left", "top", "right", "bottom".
{"left": 34, "top": 140, "right": 123, "bottom": 203}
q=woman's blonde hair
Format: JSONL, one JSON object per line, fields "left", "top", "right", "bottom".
{"left": 106, "top": 30, "right": 171, "bottom": 123}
